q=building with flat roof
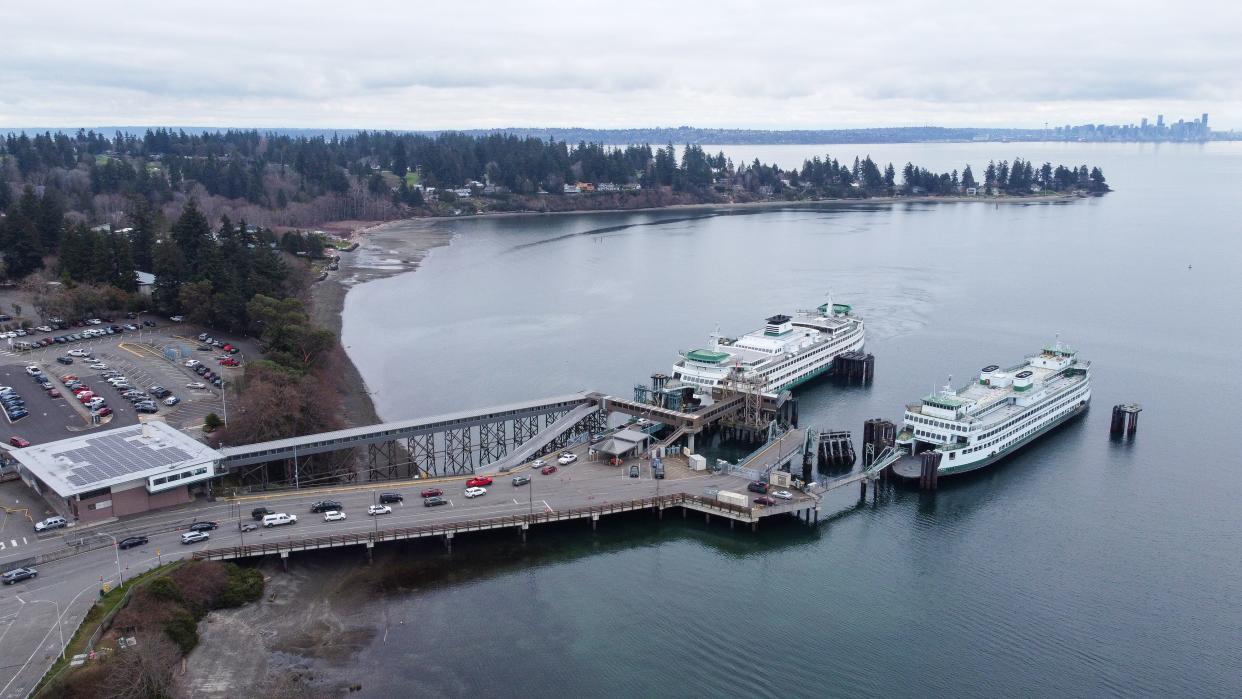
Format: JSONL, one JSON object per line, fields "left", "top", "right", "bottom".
{"left": 11, "top": 420, "right": 222, "bottom": 523}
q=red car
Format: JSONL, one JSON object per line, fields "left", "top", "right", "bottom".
{"left": 540, "top": 465, "right": 557, "bottom": 475}
{"left": 466, "top": 476, "right": 493, "bottom": 488}
{"left": 95, "top": 407, "right": 112, "bottom": 417}
{"left": 220, "top": 358, "right": 240, "bottom": 367}
{"left": 753, "top": 496, "right": 777, "bottom": 506}
{"left": 420, "top": 488, "right": 444, "bottom": 498}
{"left": 47, "top": 388, "right": 60, "bottom": 398}
{"left": 63, "top": 375, "right": 78, "bottom": 382}
{"left": 8, "top": 436, "right": 31, "bottom": 448}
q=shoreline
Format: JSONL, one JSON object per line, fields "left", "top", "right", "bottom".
{"left": 313, "top": 191, "right": 1087, "bottom": 426}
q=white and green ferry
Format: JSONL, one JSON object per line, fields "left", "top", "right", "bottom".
{"left": 670, "top": 296, "right": 865, "bottom": 395}
{"left": 893, "top": 340, "right": 1091, "bottom": 477}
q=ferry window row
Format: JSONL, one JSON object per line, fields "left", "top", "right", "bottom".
{"left": 909, "top": 414, "right": 969, "bottom": 433}
{"left": 767, "top": 336, "right": 853, "bottom": 376}
{"left": 964, "top": 389, "right": 1086, "bottom": 454}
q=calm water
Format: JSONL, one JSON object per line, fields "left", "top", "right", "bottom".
{"left": 341, "top": 143, "right": 1241, "bottom": 697}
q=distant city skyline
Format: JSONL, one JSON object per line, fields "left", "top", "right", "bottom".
{"left": 2, "top": 1, "right": 1240, "bottom": 130}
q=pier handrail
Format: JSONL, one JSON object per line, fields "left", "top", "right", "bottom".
{"left": 191, "top": 493, "right": 757, "bottom": 561}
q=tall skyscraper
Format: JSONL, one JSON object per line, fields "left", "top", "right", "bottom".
{"left": 1141, "top": 117, "right": 1148, "bottom": 129}
{"left": 1157, "top": 114, "right": 1165, "bottom": 128}
{"left": 1202, "top": 113, "right": 1209, "bottom": 128}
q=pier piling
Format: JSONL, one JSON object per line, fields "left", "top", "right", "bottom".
{"left": 1110, "top": 404, "right": 1143, "bottom": 439}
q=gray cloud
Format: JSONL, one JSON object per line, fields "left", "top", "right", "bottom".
{"left": 0, "top": 0, "right": 1238, "bottom": 129}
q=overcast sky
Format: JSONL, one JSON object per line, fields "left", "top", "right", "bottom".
{"left": 2, "top": 1, "right": 1238, "bottom": 130}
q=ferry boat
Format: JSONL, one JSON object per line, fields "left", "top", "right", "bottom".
{"left": 670, "top": 296, "right": 865, "bottom": 394}
{"left": 893, "top": 340, "right": 1091, "bottom": 477}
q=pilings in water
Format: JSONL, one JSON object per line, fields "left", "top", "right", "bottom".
{"left": 918, "top": 451, "right": 942, "bottom": 491}
{"left": 833, "top": 352, "right": 875, "bottom": 386}
{"left": 1110, "top": 404, "right": 1142, "bottom": 439}
{"left": 861, "top": 418, "right": 896, "bottom": 468}
{"left": 817, "top": 430, "right": 856, "bottom": 470}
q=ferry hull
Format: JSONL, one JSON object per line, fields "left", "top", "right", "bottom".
{"left": 891, "top": 400, "right": 1089, "bottom": 481}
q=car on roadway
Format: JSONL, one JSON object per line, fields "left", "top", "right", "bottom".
{"left": 368, "top": 504, "right": 392, "bottom": 516}
{"left": 2, "top": 567, "right": 37, "bottom": 584}
{"left": 753, "top": 496, "right": 777, "bottom": 506}
{"left": 310, "top": 500, "right": 343, "bottom": 513}
{"left": 746, "top": 481, "right": 769, "bottom": 494}
{"left": 464, "top": 486, "right": 487, "bottom": 499}
{"left": 241, "top": 523, "right": 258, "bottom": 532}
{"left": 118, "top": 535, "right": 149, "bottom": 549}
{"left": 149, "top": 385, "right": 171, "bottom": 398}
{"left": 466, "top": 476, "right": 492, "bottom": 488}
{"left": 378, "top": 492, "right": 403, "bottom": 504}
{"left": 511, "top": 475, "right": 531, "bottom": 486}
{"left": 188, "top": 521, "right": 219, "bottom": 532}
{"left": 35, "top": 516, "right": 67, "bottom": 532}
{"left": 181, "top": 531, "right": 209, "bottom": 544}
{"left": 772, "top": 490, "right": 794, "bottom": 500}
{"left": 323, "top": 510, "right": 347, "bottom": 522}
{"left": 531, "top": 458, "right": 546, "bottom": 468}
{"left": 629, "top": 465, "right": 640, "bottom": 478}
{"left": 419, "top": 488, "right": 443, "bottom": 498}
{"left": 557, "top": 452, "right": 578, "bottom": 465}
{"left": 541, "top": 465, "right": 557, "bottom": 475}
{"left": 186, "top": 382, "right": 207, "bottom": 389}
{"left": 423, "top": 496, "right": 447, "bottom": 507}
{"left": 9, "top": 436, "right": 31, "bottom": 448}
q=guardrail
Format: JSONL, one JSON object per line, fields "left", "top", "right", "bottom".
{"left": 192, "top": 493, "right": 757, "bottom": 561}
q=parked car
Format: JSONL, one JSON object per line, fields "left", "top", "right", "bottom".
{"left": 772, "top": 490, "right": 794, "bottom": 500}
{"left": 56, "top": 356, "right": 73, "bottom": 365}
{"left": 541, "top": 465, "right": 557, "bottom": 475}
{"left": 653, "top": 463, "right": 665, "bottom": 479}
{"left": 24, "top": 366, "right": 41, "bottom": 377}
{"left": 89, "top": 363, "right": 107, "bottom": 370}
{"left": 94, "top": 407, "right": 112, "bottom": 417}
{"left": 188, "top": 521, "right": 219, "bottom": 532}
{"left": 34, "top": 516, "right": 68, "bottom": 532}
{"left": 466, "top": 476, "right": 493, "bottom": 487}
{"left": 747, "top": 481, "right": 769, "bottom": 494}
{"left": 251, "top": 507, "right": 274, "bottom": 520}
{"left": 557, "top": 452, "right": 578, "bottom": 465}
{"left": 220, "top": 358, "right": 240, "bottom": 367}
{"left": 323, "top": 510, "right": 347, "bottom": 522}
{"left": 310, "top": 500, "right": 343, "bottom": 513}
{"left": 8, "top": 436, "right": 31, "bottom": 448}
{"left": 170, "top": 315, "right": 185, "bottom": 322}
{"left": 8, "top": 409, "right": 28, "bottom": 420}
{"left": 629, "top": 465, "right": 640, "bottom": 478}
{"left": 753, "top": 496, "right": 777, "bottom": 506}
{"left": 186, "top": 382, "right": 207, "bottom": 389}
{"left": 135, "top": 403, "right": 159, "bottom": 414}
{"left": 420, "top": 488, "right": 443, "bottom": 498}
{"left": 378, "top": 492, "right": 403, "bottom": 504}
{"left": 464, "top": 486, "right": 487, "bottom": 499}
{"left": 68, "top": 349, "right": 90, "bottom": 357}
{"left": 367, "top": 504, "right": 392, "bottom": 516}
{"left": 511, "top": 475, "right": 531, "bottom": 486}
{"left": 423, "top": 496, "right": 447, "bottom": 507}
{"left": 2, "top": 567, "right": 37, "bottom": 584}
{"left": 149, "top": 385, "right": 171, "bottom": 398}
{"left": 181, "top": 531, "right": 209, "bottom": 544}
{"left": 118, "top": 535, "right": 149, "bottom": 549}
{"left": 46, "top": 388, "right": 60, "bottom": 398}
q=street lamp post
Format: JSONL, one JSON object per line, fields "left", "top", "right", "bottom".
{"left": 99, "top": 533, "right": 124, "bottom": 586}
{"left": 33, "top": 600, "right": 66, "bottom": 660}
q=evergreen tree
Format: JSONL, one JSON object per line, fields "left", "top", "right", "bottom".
{"left": 961, "top": 165, "right": 976, "bottom": 188}
{"left": 391, "top": 140, "right": 408, "bottom": 178}
{"left": 127, "top": 197, "right": 157, "bottom": 271}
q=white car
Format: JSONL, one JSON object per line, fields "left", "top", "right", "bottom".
{"left": 184, "top": 359, "right": 201, "bottom": 367}
{"left": 86, "top": 398, "right": 106, "bottom": 409}
{"left": 170, "top": 315, "right": 185, "bottom": 322}
{"left": 88, "top": 319, "right": 102, "bottom": 325}
{"left": 36, "top": 326, "right": 52, "bottom": 333}
{"left": 180, "top": 531, "right": 209, "bottom": 544}
{"left": 773, "top": 490, "right": 794, "bottom": 500}
{"left": 68, "top": 349, "right": 90, "bottom": 357}
{"left": 323, "top": 510, "right": 347, "bottom": 522}
{"left": 24, "top": 366, "right": 41, "bottom": 376}
{"left": 531, "top": 458, "right": 546, "bottom": 468}
{"left": 464, "top": 486, "right": 487, "bottom": 498}
{"left": 186, "top": 382, "right": 207, "bottom": 389}
{"left": 89, "top": 363, "right": 108, "bottom": 370}
{"left": 557, "top": 453, "right": 578, "bottom": 465}
{"left": 367, "top": 504, "right": 392, "bottom": 516}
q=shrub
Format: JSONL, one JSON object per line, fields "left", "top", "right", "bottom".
{"left": 163, "top": 609, "right": 200, "bottom": 654}
{"left": 221, "top": 565, "right": 264, "bottom": 607}
{"left": 147, "top": 576, "right": 183, "bottom": 603}
{"left": 204, "top": 412, "right": 223, "bottom": 432}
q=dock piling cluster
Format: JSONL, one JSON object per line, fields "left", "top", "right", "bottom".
{"left": 833, "top": 352, "right": 875, "bottom": 385}
{"left": 1110, "top": 404, "right": 1142, "bottom": 439}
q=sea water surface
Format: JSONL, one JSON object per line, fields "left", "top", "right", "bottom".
{"left": 340, "top": 142, "right": 1241, "bottom": 697}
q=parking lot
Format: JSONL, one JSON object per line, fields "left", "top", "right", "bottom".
{"left": 0, "top": 321, "right": 251, "bottom": 449}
